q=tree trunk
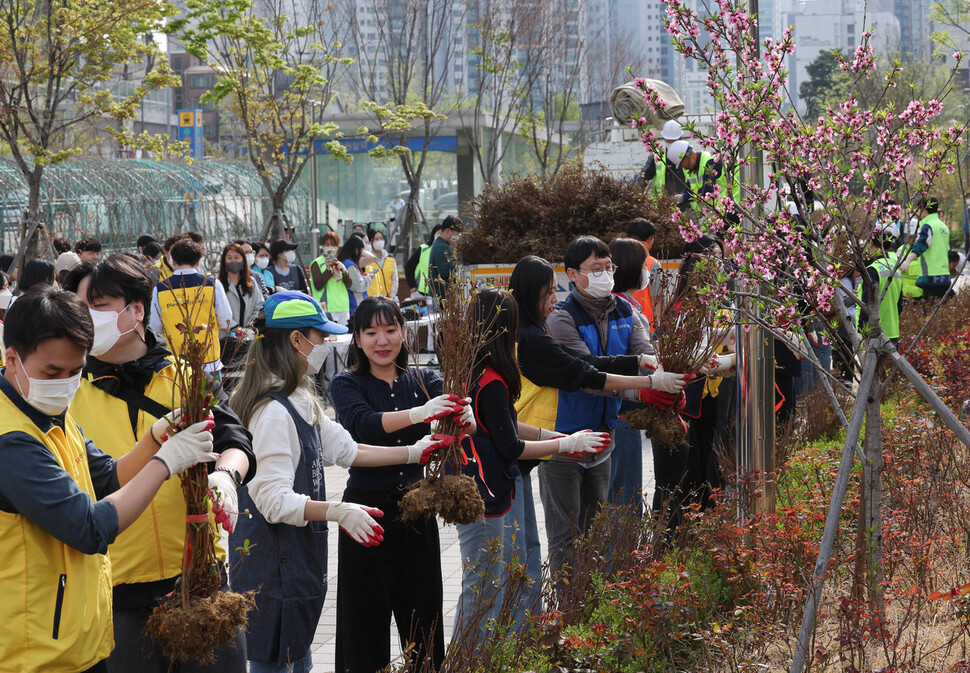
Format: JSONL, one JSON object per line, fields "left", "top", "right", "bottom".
{"left": 862, "top": 357, "right": 886, "bottom": 612}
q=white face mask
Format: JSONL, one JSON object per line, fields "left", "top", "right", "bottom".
{"left": 297, "top": 339, "right": 330, "bottom": 375}
{"left": 582, "top": 271, "right": 614, "bottom": 299}
{"left": 639, "top": 268, "right": 651, "bottom": 291}
{"left": 255, "top": 256, "right": 270, "bottom": 270}
{"left": 0, "top": 288, "right": 12, "bottom": 310}
{"left": 13, "top": 360, "right": 82, "bottom": 416}
{"left": 89, "top": 304, "right": 136, "bottom": 357}
{"left": 245, "top": 253, "right": 255, "bottom": 267}
{"left": 283, "top": 250, "right": 297, "bottom": 263}
{"left": 372, "top": 239, "right": 385, "bottom": 252}
{"left": 323, "top": 247, "right": 338, "bottom": 263}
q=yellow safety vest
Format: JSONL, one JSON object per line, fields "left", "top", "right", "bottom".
{"left": 0, "top": 392, "right": 113, "bottom": 672}
{"left": 155, "top": 257, "right": 174, "bottom": 283}
{"left": 71, "top": 364, "right": 224, "bottom": 587}
{"left": 515, "top": 374, "right": 559, "bottom": 432}
{"left": 365, "top": 254, "right": 396, "bottom": 298}
{"left": 155, "top": 275, "right": 221, "bottom": 363}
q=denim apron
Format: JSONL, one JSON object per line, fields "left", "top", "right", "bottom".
{"left": 230, "top": 392, "right": 328, "bottom": 667}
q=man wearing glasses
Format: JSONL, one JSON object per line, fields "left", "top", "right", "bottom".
{"left": 540, "top": 236, "right": 655, "bottom": 579}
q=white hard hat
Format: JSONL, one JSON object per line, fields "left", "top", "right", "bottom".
{"left": 873, "top": 221, "right": 900, "bottom": 240}
{"left": 661, "top": 119, "right": 683, "bottom": 141}
{"left": 668, "top": 140, "right": 691, "bottom": 169}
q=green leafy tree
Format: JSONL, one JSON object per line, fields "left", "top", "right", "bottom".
{"left": 799, "top": 49, "right": 850, "bottom": 119}
{"left": 0, "top": 0, "right": 179, "bottom": 266}
{"left": 176, "top": 0, "right": 350, "bottom": 241}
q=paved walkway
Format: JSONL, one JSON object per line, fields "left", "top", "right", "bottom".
{"left": 308, "top": 435, "right": 657, "bottom": 672}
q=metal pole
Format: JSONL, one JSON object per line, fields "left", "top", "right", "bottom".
{"left": 736, "top": 0, "right": 774, "bottom": 514}
{"left": 310, "top": 139, "right": 319, "bottom": 233}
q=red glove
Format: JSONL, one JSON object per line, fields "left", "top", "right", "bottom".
{"left": 408, "top": 434, "right": 457, "bottom": 465}
{"left": 639, "top": 388, "right": 676, "bottom": 408}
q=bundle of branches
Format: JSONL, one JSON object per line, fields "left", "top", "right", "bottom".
{"left": 147, "top": 280, "right": 252, "bottom": 663}
{"left": 401, "top": 273, "right": 501, "bottom": 525}
{"left": 626, "top": 256, "right": 723, "bottom": 446}
{"left": 455, "top": 163, "right": 682, "bottom": 264}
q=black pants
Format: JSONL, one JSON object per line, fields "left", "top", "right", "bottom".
{"left": 106, "top": 592, "right": 246, "bottom": 672}
{"left": 335, "top": 487, "right": 445, "bottom": 673}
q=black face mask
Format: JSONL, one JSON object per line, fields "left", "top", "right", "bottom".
{"left": 225, "top": 261, "right": 244, "bottom": 274}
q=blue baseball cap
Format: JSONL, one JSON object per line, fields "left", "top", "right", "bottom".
{"left": 263, "top": 291, "right": 348, "bottom": 334}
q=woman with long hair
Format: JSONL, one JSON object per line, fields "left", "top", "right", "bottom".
{"left": 363, "top": 229, "right": 398, "bottom": 301}
{"left": 330, "top": 296, "right": 472, "bottom": 673}
{"left": 218, "top": 242, "right": 263, "bottom": 339}
{"left": 453, "top": 288, "right": 610, "bottom": 645}
{"left": 228, "top": 291, "right": 444, "bottom": 673}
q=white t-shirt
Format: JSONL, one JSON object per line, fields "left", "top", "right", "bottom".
{"left": 247, "top": 385, "right": 358, "bottom": 527}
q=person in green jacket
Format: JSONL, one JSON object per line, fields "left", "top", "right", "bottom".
{"left": 858, "top": 222, "right": 903, "bottom": 345}
{"left": 901, "top": 196, "right": 951, "bottom": 300}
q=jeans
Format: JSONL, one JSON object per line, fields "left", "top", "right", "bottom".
{"left": 518, "top": 470, "right": 543, "bottom": 613}
{"left": 454, "top": 475, "right": 527, "bottom": 646}
{"left": 608, "top": 418, "right": 643, "bottom": 517}
{"left": 538, "top": 458, "right": 611, "bottom": 579}
{"left": 249, "top": 648, "right": 312, "bottom": 673}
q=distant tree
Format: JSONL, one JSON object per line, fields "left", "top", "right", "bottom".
{"left": 799, "top": 49, "right": 850, "bottom": 119}
{"left": 0, "top": 0, "right": 178, "bottom": 269}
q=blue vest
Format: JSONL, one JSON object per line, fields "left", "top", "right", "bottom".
{"left": 230, "top": 393, "right": 327, "bottom": 666}
{"left": 554, "top": 294, "right": 634, "bottom": 433}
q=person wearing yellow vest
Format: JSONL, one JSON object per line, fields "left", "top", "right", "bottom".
{"left": 155, "top": 234, "right": 181, "bottom": 284}
{"left": 309, "top": 232, "right": 354, "bottom": 327}
{"left": 901, "top": 196, "right": 951, "bottom": 300}
{"left": 0, "top": 288, "right": 216, "bottom": 673}
{"left": 364, "top": 228, "right": 399, "bottom": 303}
{"left": 64, "top": 255, "right": 257, "bottom": 672}
{"left": 858, "top": 222, "right": 903, "bottom": 344}
{"left": 667, "top": 140, "right": 742, "bottom": 211}
{"left": 149, "top": 237, "right": 232, "bottom": 377}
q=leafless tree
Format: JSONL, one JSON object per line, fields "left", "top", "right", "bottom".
{"left": 341, "top": 0, "right": 464, "bottom": 252}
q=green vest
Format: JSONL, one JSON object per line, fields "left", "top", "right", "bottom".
{"left": 416, "top": 244, "right": 432, "bottom": 294}
{"left": 309, "top": 255, "right": 350, "bottom": 312}
{"left": 308, "top": 256, "right": 327, "bottom": 302}
{"left": 901, "top": 256, "right": 923, "bottom": 298}
{"left": 918, "top": 213, "right": 950, "bottom": 278}
{"left": 651, "top": 155, "right": 666, "bottom": 195}
{"left": 857, "top": 252, "right": 902, "bottom": 339}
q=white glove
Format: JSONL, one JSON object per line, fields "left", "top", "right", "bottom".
{"left": 409, "top": 394, "right": 463, "bottom": 424}
{"left": 153, "top": 419, "right": 218, "bottom": 477}
{"left": 457, "top": 397, "right": 476, "bottom": 433}
{"left": 900, "top": 253, "right": 916, "bottom": 275}
{"left": 208, "top": 470, "right": 239, "bottom": 530}
{"left": 150, "top": 408, "right": 184, "bottom": 444}
{"left": 406, "top": 434, "right": 452, "bottom": 465}
{"left": 674, "top": 193, "right": 687, "bottom": 205}
{"left": 639, "top": 353, "right": 659, "bottom": 370}
{"left": 651, "top": 370, "right": 688, "bottom": 394}
{"left": 556, "top": 430, "right": 611, "bottom": 455}
{"left": 710, "top": 353, "right": 736, "bottom": 377}
{"left": 327, "top": 502, "right": 384, "bottom": 547}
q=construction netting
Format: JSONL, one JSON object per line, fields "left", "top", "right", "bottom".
{"left": 0, "top": 157, "right": 313, "bottom": 264}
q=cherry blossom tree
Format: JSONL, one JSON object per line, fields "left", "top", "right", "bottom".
{"left": 632, "top": 0, "right": 970, "bottom": 669}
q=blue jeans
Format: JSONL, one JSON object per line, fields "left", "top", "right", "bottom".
{"left": 608, "top": 418, "right": 643, "bottom": 518}
{"left": 519, "top": 470, "right": 543, "bottom": 613}
{"left": 454, "top": 474, "right": 526, "bottom": 646}
{"left": 249, "top": 647, "right": 312, "bottom": 673}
